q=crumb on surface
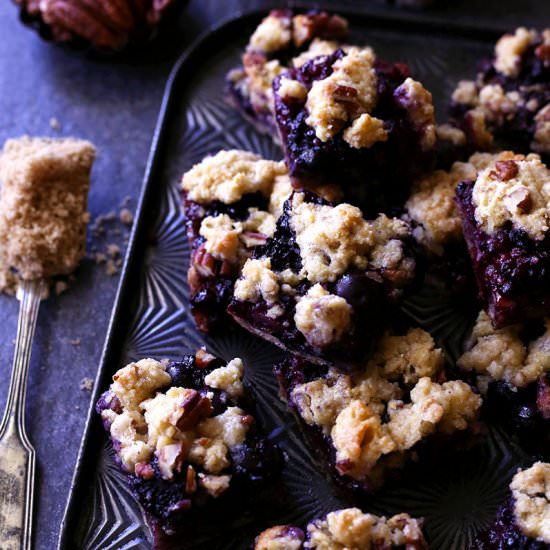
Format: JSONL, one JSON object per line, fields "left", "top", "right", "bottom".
{"left": 80, "top": 377, "right": 93, "bottom": 391}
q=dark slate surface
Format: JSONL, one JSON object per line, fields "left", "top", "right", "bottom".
{"left": 0, "top": 1, "right": 548, "bottom": 548}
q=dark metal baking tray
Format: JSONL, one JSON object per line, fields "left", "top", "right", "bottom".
{"left": 58, "top": 6, "right": 532, "bottom": 549}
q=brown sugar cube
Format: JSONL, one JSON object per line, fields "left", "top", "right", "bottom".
{"left": 0, "top": 136, "right": 96, "bottom": 281}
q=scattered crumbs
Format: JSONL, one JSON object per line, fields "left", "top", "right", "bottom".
{"left": 119, "top": 208, "right": 133, "bottom": 226}
{"left": 121, "top": 195, "right": 132, "bottom": 207}
{"left": 95, "top": 252, "right": 107, "bottom": 265}
{"left": 80, "top": 377, "right": 94, "bottom": 391}
{"left": 106, "top": 259, "right": 119, "bottom": 276}
{"left": 55, "top": 280, "right": 69, "bottom": 295}
{"left": 107, "top": 244, "right": 121, "bottom": 259}
{"left": 70, "top": 338, "right": 81, "bottom": 346}
{"left": 49, "top": 117, "right": 61, "bottom": 131}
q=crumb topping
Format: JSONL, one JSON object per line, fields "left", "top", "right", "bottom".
{"left": 533, "top": 104, "right": 550, "bottom": 154}
{"left": 394, "top": 78, "right": 436, "bottom": 150}
{"left": 436, "top": 123, "right": 467, "bottom": 146}
{"left": 278, "top": 77, "right": 308, "bottom": 101}
{"left": 291, "top": 329, "right": 480, "bottom": 480}
{"left": 233, "top": 258, "right": 280, "bottom": 305}
{"left": 511, "top": 462, "right": 550, "bottom": 543}
{"left": 458, "top": 310, "right": 550, "bottom": 388}
{"left": 204, "top": 358, "right": 244, "bottom": 399}
{"left": 291, "top": 38, "right": 345, "bottom": 68}
{"left": 494, "top": 27, "right": 538, "bottom": 77}
{"left": 451, "top": 80, "right": 479, "bottom": 106}
{"left": 182, "top": 150, "right": 287, "bottom": 204}
{"left": 294, "top": 284, "right": 352, "bottom": 348}
{"left": 290, "top": 193, "right": 410, "bottom": 283}
{"left": 343, "top": 113, "right": 388, "bottom": 149}
{"left": 102, "top": 357, "right": 251, "bottom": 481}
{"left": 0, "top": 136, "right": 95, "bottom": 281}
{"left": 304, "top": 47, "right": 378, "bottom": 142}
{"left": 248, "top": 13, "right": 292, "bottom": 53}
{"left": 472, "top": 152, "right": 550, "bottom": 239}
{"left": 306, "top": 508, "right": 426, "bottom": 549}
{"left": 255, "top": 526, "right": 304, "bottom": 550}
{"left": 405, "top": 152, "right": 498, "bottom": 252}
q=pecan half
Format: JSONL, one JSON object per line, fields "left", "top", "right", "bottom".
{"left": 177, "top": 390, "right": 213, "bottom": 431}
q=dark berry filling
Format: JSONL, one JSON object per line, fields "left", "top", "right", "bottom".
{"left": 455, "top": 180, "right": 550, "bottom": 327}
{"left": 473, "top": 495, "right": 548, "bottom": 549}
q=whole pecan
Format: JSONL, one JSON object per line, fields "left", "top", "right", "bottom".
{"left": 14, "top": 0, "right": 177, "bottom": 50}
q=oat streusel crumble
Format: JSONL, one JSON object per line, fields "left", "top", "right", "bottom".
{"left": 276, "top": 328, "right": 481, "bottom": 490}
{"left": 474, "top": 462, "right": 550, "bottom": 548}
{"left": 455, "top": 151, "right": 550, "bottom": 328}
{"left": 96, "top": 349, "right": 282, "bottom": 536}
{"left": 0, "top": 136, "right": 95, "bottom": 291}
{"left": 254, "top": 508, "right": 427, "bottom": 549}
{"left": 229, "top": 191, "right": 417, "bottom": 367}
{"left": 449, "top": 27, "right": 550, "bottom": 156}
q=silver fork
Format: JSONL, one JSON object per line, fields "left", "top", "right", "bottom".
{"left": 0, "top": 279, "right": 46, "bottom": 550}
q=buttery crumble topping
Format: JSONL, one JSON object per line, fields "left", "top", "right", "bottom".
{"left": 494, "top": 27, "right": 538, "bottom": 78}
{"left": 306, "top": 508, "right": 426, "bottom": 549}
{"left": 342, "top": 113, "right": 388, "bottom": 149}
{"left": 278, "top": 77, "right": 308, "bottom": 101}
{"left": 255, "top": 525, "right": 304, "bottom": 550}
{"left": 304, "top": 47, "right": 378, "bottom": 142}
{"left": 233, "top": 258, "right": 280, "bottom": 305}
{"left": 0, "top": 136, "right": 95, "bottom": 284}
{"left": 290, "top": 193, "right": 410, "bottom": 284}
{"left": 291, "top": 329, "right": 480, "bottom": 480}
{"left": 458, "top": 310, "right": 550, "bottom": 388}
{"left": 405, "top": 152, "right": 498, "bottom": 253}
{"left": 510, "top": 462, "right": 550, "bottom": 543}
{"left": 248, "top": 13, "right": 292, "bottom": 53}
{"left": 472, "top": 152, "right": 550, "bottom": 240}
{"left": 101, "top": 357, "right": 251, "bottom": 483}
{"left": 291, "top": 38, "right": 346, "bottom": 68}
{"left": 181, "top": 150, "right": 287, "bottom": 204}
{"left": 294, "top": 284, "right": 352, "bottom": 348}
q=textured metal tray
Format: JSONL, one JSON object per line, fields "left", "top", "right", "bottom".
{"left": 58, "top": 7, "right": 533, "bottom": 549}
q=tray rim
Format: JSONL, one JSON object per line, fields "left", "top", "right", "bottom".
{"left": 56, "top": 6, "right": 514, "bottom": 548}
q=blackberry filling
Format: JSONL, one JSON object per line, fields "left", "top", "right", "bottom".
{"left": 228, "top": 191, "right": 418, "bottom": 368}
{"left": 254, "top": 508, "right": 427, "bottom": 549}
{"left": 96, "top": 349, "right": 283, "bottom": 540}
{"left": 274, "top": 328, "right": 482, "bottom": 495}
{"left": 455, "top": 152, "right": 550, "bottom": 328}
{"left": 273, "top": 49, "right": 436, "bottom": 214}
{"left": 449, "top": 27, "right": 550, "bottom": 156}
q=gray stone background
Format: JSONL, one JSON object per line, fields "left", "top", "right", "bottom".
{"left": 0, "top": 0, "right": 548, "bottom": 548}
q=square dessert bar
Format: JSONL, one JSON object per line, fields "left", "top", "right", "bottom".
{"left": 228, "top": 190, "right": 417, "bottom": 368}
{"left": 181, "top": 149, "right": 292, "bottom": 332}
{"left": 275, "top": 328, "right": 482, "bottom": 494}
{"left": 0, "top": 136, "right": 95, "bottom": 288}
{"left": 254, "top": 508, "right": 427, "bottom": 550}
{"left": 455, "top": 151, "right": 550, "bottom": 328}
{"left": 449, "top": 27, "right": 550, "bottom": 156}
{"left": 458, "top": 310, "right": 550, "bottom": 452}
{"left": 96, "top": 349, "right": 283, "bottom": 539}
{"left": 226, "top": 9, "right": 349, "bottom": 137}
{"left": 473, "top": 462, "right": 550, "bottom": 549}
{"left": 273, "top": 46, "right": 436, "bottom": 210}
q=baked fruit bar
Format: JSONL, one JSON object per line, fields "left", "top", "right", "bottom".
{"left": 457, "top": 310, "right": 550, "bottom": 452}
{"left": 181, "top": 150, "right": 292, "bottom": 331}
{"left": 228, "top": 190, "right": 417, "bottom": 368}
{"left": 275, "top": 328, "right": 482, "bottom": 493}
{"left": 449, "top": 27, "right": 550, "bottom": 155}
{"left": 226, "top": 9, "right": 349, "bottom": 137}
{"left": 254, "top": 508, "right": 427, "bottom": 549}
{"left": 473, "top": 462, "right": 549, "bottom": 549}
{"left": 272, "top": 45, "right": 436, "bottom": 205}
{"left": 0, "top": 136, "right": 95, "bottom": 292}
{"left": 455, "top": 151, "right": 550, "bottom": 328}
{"left": 96, "top": 349, "right": 283, "bottom": 540}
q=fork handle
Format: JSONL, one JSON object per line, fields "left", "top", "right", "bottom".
{"left": 0, "top": 279, "right": 45, "bottom": 550}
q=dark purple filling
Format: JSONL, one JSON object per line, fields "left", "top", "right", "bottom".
{"left": 96, "top": 354, "right": 284, "bottom": 537}
{"left": 273, "top": 52, "right": 434, "bottom": 215}
{"left": 228, "top": 192, "right": 417, "bottom": 368}
{"left": 449, "top": 38, "right": 550, "bottom": 156}
{"left": 473, "top": 495, "right": 548, "bottom": 549}
{"left": 455, "top": 180, "right": 550, "bottom": 328}
{"left": 183, "top": 191, "right": 269, "bottom": 332}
